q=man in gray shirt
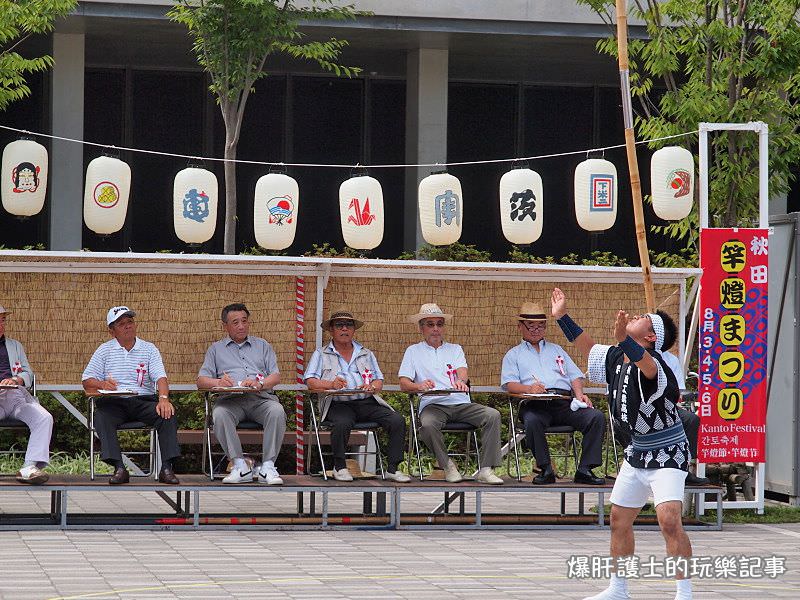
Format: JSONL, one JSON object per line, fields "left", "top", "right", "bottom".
{"left": 197, "top": 303, "right": 286, "bottom": 484}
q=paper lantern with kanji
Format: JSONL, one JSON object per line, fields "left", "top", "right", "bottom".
{"left": 339, "top": 175, "right": 384, "bottom": 250}
{"left": 173, "top": 167, "right": 218, "bottom": 244}
{"left": 574, "top": 159, "right": 617, "bottom": 231}
{"left": 254, "top": 173, "right": 299, "bottom": 250}
{"left": 499, "top": 168, "right": 543, "bottom": 244}
{"left": 1, "top": 139, "right": 48, "bottom": 217}
{"left": 418, "top": 173, "right": 463, "bottom": 246}
{"left": 83, "top": 156, "right": 131, "bottom": 235}
{"left": 651, "top": 146, "right": 694, "bottom": 221}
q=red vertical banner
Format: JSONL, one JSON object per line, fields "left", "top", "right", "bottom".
{"left": 698, "top": 228, "right": 768, "bottom": 463}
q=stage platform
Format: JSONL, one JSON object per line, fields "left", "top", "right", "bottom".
{"left": 0, "top": 474, "right": 724, "bottom": 531}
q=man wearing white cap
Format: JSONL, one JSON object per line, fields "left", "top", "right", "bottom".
{"left": 399, "top": 303, "right": 503, "bottom": 485}
{"left": 501, "top": 301, "right": 605, "bottom": 485}
{"left": 0, "top": 305, "right": 53, "bottom": 484}
{"left": 82, "top": 306, "right": 181, "bottom": 485}
{"left": 551, "top": 289, "right": 694, "bottom": 600}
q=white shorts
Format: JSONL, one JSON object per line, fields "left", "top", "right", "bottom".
{"left": 609, "top": 460, "right": 687, "bottom": 508}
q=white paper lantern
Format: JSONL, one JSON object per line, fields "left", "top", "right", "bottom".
{"left": 1, "top": 140, "right": 48, "bottom": 217}
{"left": 574, "top": 159, "right": 617, "bottom": 231}
{"left": 418, "top": 173, "right": 463, "bottom": 246}
{"left": 339, "top": 175, "right": 384, "bottom": 250}
{"left": 650, "top": 146, "right": 694, "bottom": 221}
{"left": 83, "top": 156, "right": 131, "bottom": 235}
{"left": 173, "top": 167, "right": 218, "bottom": 244}
{"left": 499, "top": 168, "right": 543, "bottom": 244}
{"left": 254, "top": 173, "right": 299, "bottom": 250}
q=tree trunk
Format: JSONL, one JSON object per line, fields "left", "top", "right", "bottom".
{"left": 223, "top": 128, "right": 238, "bottom": 255}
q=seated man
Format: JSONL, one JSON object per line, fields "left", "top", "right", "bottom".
{"left": 82, "top": 306, "right": 180, "bottom": 485}
{"left": 614, "top": 334, "right": 709, "bottom": 486}
{"left": 0, "top": 305, "right": 53, "bottom": 485}
{"left": 399, "top": 303, "right": 503, "bottom": 485}
{"left": 197, "top": 303, "right": 285, "bottom": 485}
{"left": 501, "top": 301, "right": 605, "bottom": 485}
{"left": 304, "top": 310, "right": 410, "bottom": 483}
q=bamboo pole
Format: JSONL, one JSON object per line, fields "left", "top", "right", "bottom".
{"left": 615, "top": 0, "right": 655, "bottom": 313}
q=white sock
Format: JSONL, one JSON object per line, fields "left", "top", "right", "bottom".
{"left": 233, "top": 458, "right": 249, "bottom": 472}
{"left": 22, "top": 461, "right": 36, "bottom": 468}
{"left": 582, "top": 574, "right": 630, "bottom": 600}
{"left": 674, "top": 578, "right": 692, "bottom": 600}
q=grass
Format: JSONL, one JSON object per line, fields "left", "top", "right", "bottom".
{"left": 0, "top": 451, "right": 113, "bottom": 475}
{"left": 590, "top": 502, "right": 800, "bottom": 524}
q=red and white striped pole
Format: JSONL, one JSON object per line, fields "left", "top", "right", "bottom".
{"left": 295, "top": 276, "right": 305, "bottom": 475}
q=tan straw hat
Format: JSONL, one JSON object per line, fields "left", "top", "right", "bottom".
{"left": 321, "top": 310, "right": 364, "bottom": 331}
{"left": 409, "top": 303, "right": 453, "bottom": 324}
{"left": 516, "top": 301, "right": 547, "bottom": 321}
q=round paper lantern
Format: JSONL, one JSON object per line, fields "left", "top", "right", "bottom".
{"left": 650, "top": 146, "right": 694, "bottom": 221}
{"left": 173, "top": 167, "right": 218, "bottom": 244}
{"left": 254, "top": 173, "right": 299, "bottom": 250}
{"left": 339, "top": 175, "right": 384, "bottom": 250}
{"left": 499, "top": 168, "right": 543, "bottom": 244}
{"left": 1, "top": 139, "right": 48, "bottom": 217}
{"left": 418, "top": 172, "right": 463, "bottom": 246}
{"left": 83, "top": 156, "right": 131, "bottom": 235}
{"left": 574, "top": 158, "right": 617, "bottom": 231}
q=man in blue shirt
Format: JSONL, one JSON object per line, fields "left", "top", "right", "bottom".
{"left": 501, "top": 302, "right": 605, "bottom": 485}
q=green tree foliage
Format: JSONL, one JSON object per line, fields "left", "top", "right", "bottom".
{"left": 0, "top": 0, "right": 76, "bottom": 111}
{"left": 169, "top": 0, "right": 363, "bottom": 255}
{"left": 576, "top": 0, "right": 800, "bottom": 247}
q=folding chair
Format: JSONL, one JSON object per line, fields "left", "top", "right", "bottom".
{"left": 201, "top": 391, "right": 265, "bottom": 480}
{"left": 408, "top": 394, "right": 480, "bottom": 480}
{"left": 88, "top": 396, "right": 158, "bottom": 480}
{"left": 307, "top": 394, "right": 386, "bottom": 481}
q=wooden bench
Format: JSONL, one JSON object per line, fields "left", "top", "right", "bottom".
{"left": 176, "top": 429, "right": 367, "bottom": 446}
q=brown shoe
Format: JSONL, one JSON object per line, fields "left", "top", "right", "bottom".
{"left": 158, "top": 466, "right": 180, "bottom": 485}
{"left": 109, "top": 466, "right": 130, "bottom": 485}
{"left": 16, "top": 466, "right": 49, "bottom": 485}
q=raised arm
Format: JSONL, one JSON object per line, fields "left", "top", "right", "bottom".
{"left": 551, "top": 288, "right": 595, "bottom": 358}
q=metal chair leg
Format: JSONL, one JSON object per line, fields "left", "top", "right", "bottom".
{"left": 204, "top": 394, "right": 215, "bottom": 479}
{"left": 309, "top": 398, "right": 327, "bottom": 481}
{"left": 509, "top": 400, "right": 521, "bottom": 481}
{"left": 472, "top": 431, "right": 481, "bottom": 470}
{"left": 409, "top": 397, "right": 424, "bottom": 480}
{"left": 89, "top": 398, "right": 95, "bottom": 480}
{"left": 373, "top": 430, "right": 385, "bottom": 479}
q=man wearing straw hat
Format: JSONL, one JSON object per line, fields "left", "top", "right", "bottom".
{"left": 197, "top": 303, "right": 285, "bottom": 485}
{"left": 304, "top": 309, "right": 410, "bottom": 483}
{"left": 399, "top": 303, "right": 503, "bottom": 485}
{"left": 82, "top": 306, "right": 181, "bottom": 485}
{"left": 551, "top": 289, "right": 694, "bottom": 600}
{"left": 500, "top": 301, "right": 605, "bottom": 485}
{"left": 0, "top": 305, "right": 53, "bottom": 485}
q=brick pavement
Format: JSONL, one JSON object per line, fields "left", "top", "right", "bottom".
{"left": 0, "top": 522, "right": 797, "bottom": 599}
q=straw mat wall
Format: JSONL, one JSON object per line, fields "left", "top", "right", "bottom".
{"left": 0, "top": 272, "right": 316, "bottom": 385}
{"left": 322, "top": 277, "right": 681, "bottom": 386}
{"left": 0, "top": 267, "right": 680, "bottom": 387}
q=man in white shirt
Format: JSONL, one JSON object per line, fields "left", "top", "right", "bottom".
{"left": 82, "top": 306, "right": 180, "bottom": 485}
{"left": 399, "top": 303, "right": 503, "bottom": 485}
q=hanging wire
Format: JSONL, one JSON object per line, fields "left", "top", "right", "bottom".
{"left": 0, "top": 124, "right": 697, "bottom": 170}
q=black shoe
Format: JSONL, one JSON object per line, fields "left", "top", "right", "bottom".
{"left": 158, "top": 466, "right": 180, "bottom": 485}
{"left": 574, "top": 468, "right": 605, "bottom": 485}
{"left": 686, "top": 472, "right": 711, "bottom": 486}
{"left": 532, "top": 464, "right": 556, "bottom": 485}
{"left": 109, "top": 466, "right": 130, "bottom": 485}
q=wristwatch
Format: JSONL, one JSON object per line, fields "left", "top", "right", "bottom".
{"left": 158, "top": 394, "right": 168, "bottom": 400}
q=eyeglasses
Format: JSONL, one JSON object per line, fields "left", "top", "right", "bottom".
{"left": 422, "top": 320, "right": 446, "bottom": 328}
{"left": 332, "top": 321, "right": 355, "bottom": 329}
{"left": 521, "top": 321, "right": 546, "bottom": 330}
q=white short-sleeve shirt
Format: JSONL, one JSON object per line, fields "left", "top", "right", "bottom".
{"left": 398, "top": 341, "right": 470, "bottom": 411}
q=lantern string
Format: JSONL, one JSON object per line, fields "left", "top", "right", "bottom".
{"left": 0, "top": 124, "right": 697, "bottom": 169}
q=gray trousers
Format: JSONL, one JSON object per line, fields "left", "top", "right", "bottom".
{"left": 0, "top": 387, "right": 53, "bottom": 465}
{"left": 213, "top": 394, "right": 286, "bottom": 463}
{"left": 419, "top": 402, "right": 502, "bottom": 469}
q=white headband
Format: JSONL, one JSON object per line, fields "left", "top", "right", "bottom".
{"left": 648, "top": 312, "right": 665, "bottom": 352}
